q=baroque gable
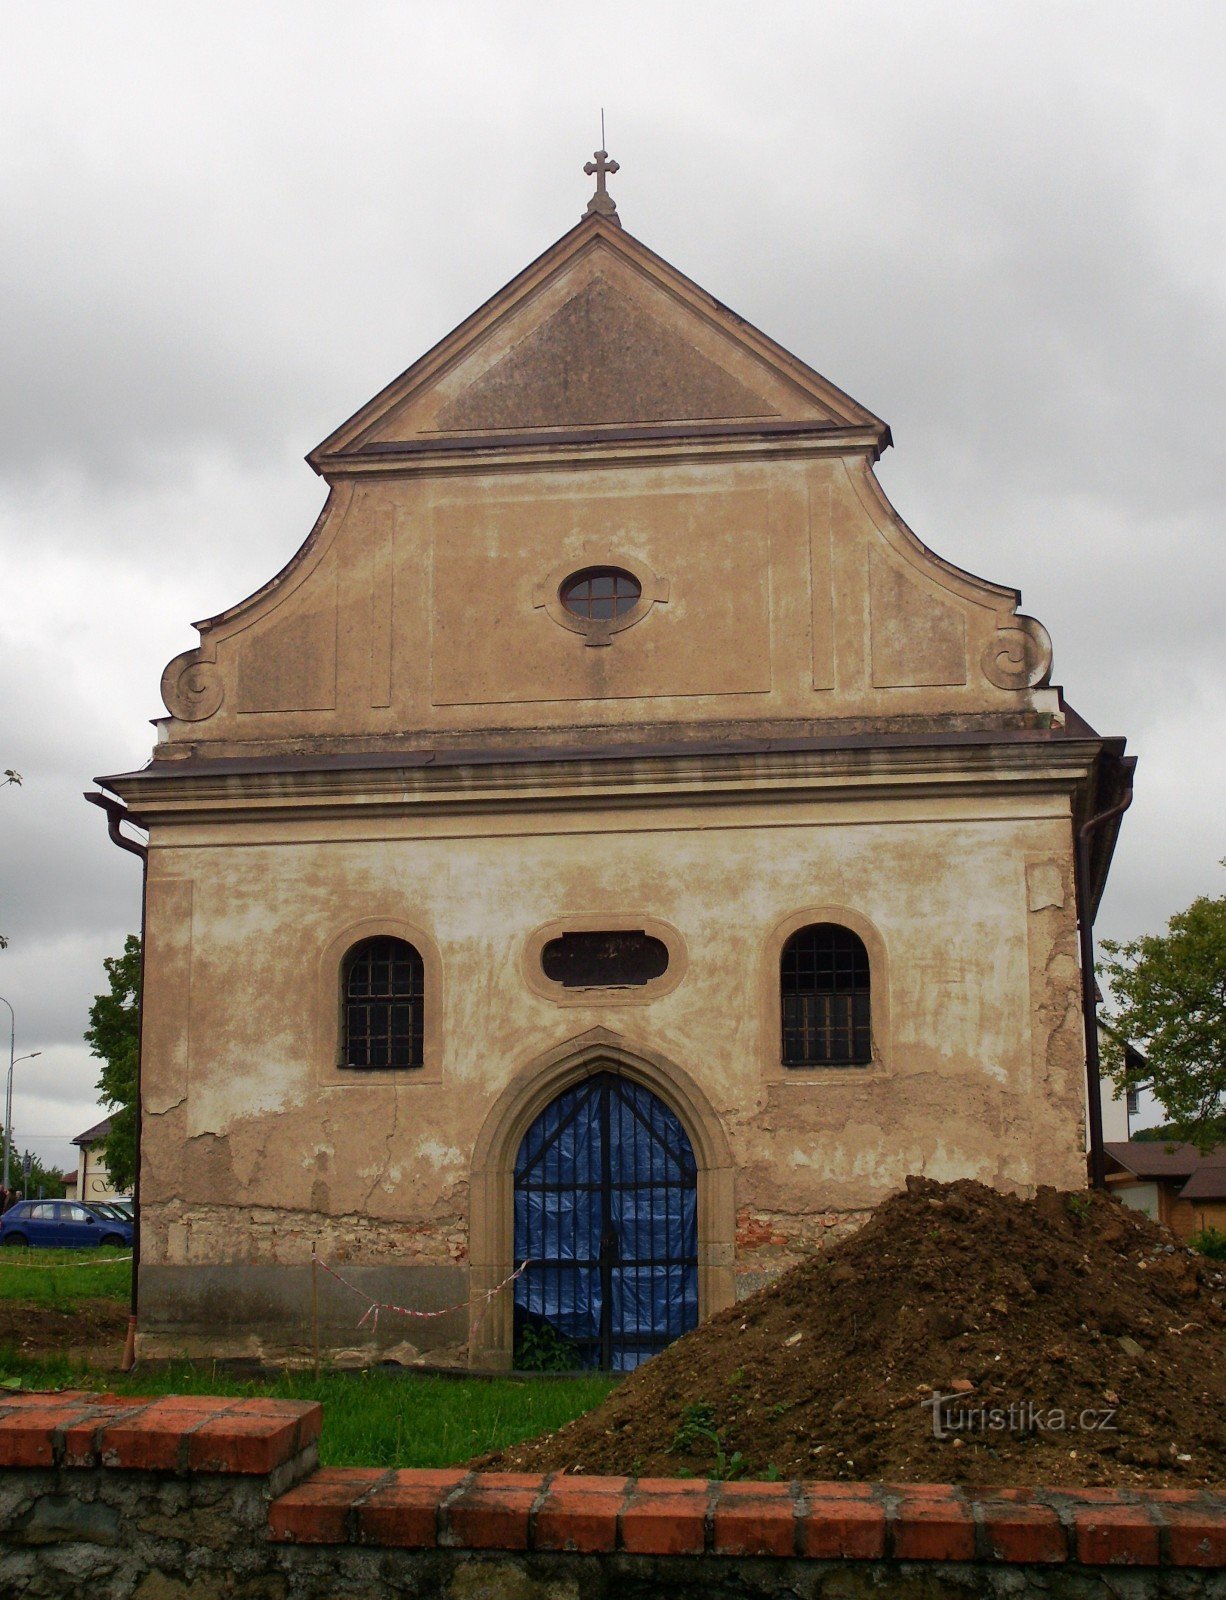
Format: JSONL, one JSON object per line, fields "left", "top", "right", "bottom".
{"left": 155, "top": 213, "right": 1058, "bottom": 757}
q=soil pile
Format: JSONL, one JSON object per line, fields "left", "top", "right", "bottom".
{"left": 486, "top": 1178, "right": 1225, "bottom": 1486}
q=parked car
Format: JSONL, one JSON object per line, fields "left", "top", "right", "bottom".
{"left": 108, "top": 1197, "right": 135, "bottom": 1220}
{"left": 0, "top": 1199, "right": 132, "bottom": 1249}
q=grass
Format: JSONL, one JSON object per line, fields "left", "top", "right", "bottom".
{"left": 0, "top": 1246, "right": 132, "bottom": 1308}
{"left": 0, "top": 1353, "right": 615, "bottom": 1468}
{"left": 0, "top": 1249, "right": 614, "bottom": 1467}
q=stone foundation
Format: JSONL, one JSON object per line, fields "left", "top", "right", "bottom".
{"left": 136, "top": 1260, "right": 471, "bottom": 1365}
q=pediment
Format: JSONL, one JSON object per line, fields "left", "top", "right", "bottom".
{"left": 311, "top": 217, "right": 887, "bottom": 466}
{"left": 436, "top": 275, "right": 779, "bottom": 431}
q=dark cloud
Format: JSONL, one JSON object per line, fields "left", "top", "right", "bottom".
{"left": 2, "top": 0, "right": 1222, "bottom": 1139}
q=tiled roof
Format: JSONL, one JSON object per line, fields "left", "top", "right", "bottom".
{"left": 1179, "top": 1165, "right": 1226, "bottom": 1202}
{"left": 72, "top": 1116, "right": 112, "bottom": 1146}
{"left": 1104, "top": 1140, "right": 1226, "bottom": 1204}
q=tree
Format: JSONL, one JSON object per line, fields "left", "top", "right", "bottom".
{"left": 1101, "top": 883, "right": 1226, "bottom": 1152}
{"left": 0, "top": 1125, "right": 66, "bottom": 1199}
{"left": 84, "top": 935, "right": 141, "bottom": 1193}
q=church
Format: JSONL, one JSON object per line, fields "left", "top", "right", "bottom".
{"left": 95, "top": 154, "right": 1132, "bottom": 1369}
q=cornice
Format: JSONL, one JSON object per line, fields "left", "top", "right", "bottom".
{"left": 317, "top": 422, "right": 884, "bottom": 480}
{"left": 102, "top": 737, "right": 1105, "bottom": 829}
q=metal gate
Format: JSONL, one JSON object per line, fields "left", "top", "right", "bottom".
{"left": 513, "top": 1072, "right": 698, "bottom": 1371}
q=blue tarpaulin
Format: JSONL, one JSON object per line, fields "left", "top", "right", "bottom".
{"left": 514, "top": 1074, "right": 698, "bottom": 1371}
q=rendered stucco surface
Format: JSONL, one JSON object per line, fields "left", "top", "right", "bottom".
{"left": 107, "top": 212, "right": 1117, "bottom": 1363}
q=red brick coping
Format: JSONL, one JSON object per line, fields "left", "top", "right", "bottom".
{"left": 1, "top": 1392, "right": 1221, "bottom": 1568}
{"left": 0, "top": 1388, "right": 321, "bottom": 1475}
{"left": 269, "top": 1472, "right": 1225, "bottom": 1567}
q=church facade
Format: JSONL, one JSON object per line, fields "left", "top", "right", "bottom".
{"left": 97, "top": 165, "right": 1131, "bottom": 1368}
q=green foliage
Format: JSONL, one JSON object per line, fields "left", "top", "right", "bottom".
{"left": 1101, "top": 882, "right": 1226, "bottom": 1153}
{"left": 84, "top": 935, "right": 141, "bottom": 1193}
{"left": 670, "top": 1400, "right": 718, "bottom": 1449}
{"left": 1189, "top": 1227, "right": 1226, "bottom": 1262}
{"left": 1132, "top": 1117, "right": 1226, "bottom": 1145}
{"left": 20, "top": 1150, "right": 66, "bottom": 1199}
{"left": 514, "top": 1320, "right": 582, "bottom": 1373}
{"left": 669, "top": 1401, "right": 748, "bottom": 1480}
{"left": 1065, "top": 1193, "right": 1092, "bottom": 1223}
{"left": 0, "top": 1127, "right": 65, "bottom": 1200}
{"left": 0, "top": 1355, "right": 614, "bottom": 1469}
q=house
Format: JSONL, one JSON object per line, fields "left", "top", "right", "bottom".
{"left": 91, "top": 155, "right": 1133, "bottom": 1368}
{"left": 1091, "top": 1022, "right": 1146, "bottom": 1146}
{"left": 63, "top": 1116, "right": 121, "bottom": 1205}
{"left": 1104, "top": 1142, "right": 1226, "bottom": 1240}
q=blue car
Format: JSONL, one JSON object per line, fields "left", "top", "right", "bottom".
{"left": 0, "top": 1199, "right": 132, "bottom": 1249}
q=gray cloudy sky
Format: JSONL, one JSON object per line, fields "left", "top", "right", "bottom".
{"left": 2, "top": 1, "right": 1223, "bottom": 1171}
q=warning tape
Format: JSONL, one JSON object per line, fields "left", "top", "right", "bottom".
{"left": 310, "top": 1251, "right": 531, "bottom": 1336}
{"left": 0, "top": 1254, "right": 132, "bottom": 1269}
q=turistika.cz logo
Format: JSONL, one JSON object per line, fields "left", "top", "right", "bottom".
{"left": 921, "top": 1391, "right": 1119, "bottom": 1441}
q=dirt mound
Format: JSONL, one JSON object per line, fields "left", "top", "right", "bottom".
{"left": 485, "top": 1178, "right": 1225, "bottom": 1487}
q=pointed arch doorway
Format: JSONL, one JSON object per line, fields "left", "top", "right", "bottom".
{"left": 514, "top": 1071, "right": 698, "bottom": 1371}
{"left": 467, "top": 1030, "right": 736, "bottom": 1372}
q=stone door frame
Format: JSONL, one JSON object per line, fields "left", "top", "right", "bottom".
{"left": 467, "top": 1027, "right": 735, "bottom": 1369}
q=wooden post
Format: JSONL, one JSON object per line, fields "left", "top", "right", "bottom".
{"left": 311, "top": 1241, "right": 320, "bottom": 1378}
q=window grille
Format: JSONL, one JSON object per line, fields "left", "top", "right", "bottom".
{"left": 781, "top": 924, "right": 871, "bottom": 1067}
{"left": 559, "top": 568, "right": 642, "bottom": 620}
{"left": 343, "top": 937, "right": 424, "bottom": 1069}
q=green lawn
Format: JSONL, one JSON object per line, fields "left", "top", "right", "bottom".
{"left": 0, "top": 1354, "right": 615, "bottom": 1468}
{"left": 0, "top": 1249, "right": 613, "bottom": 1467}
{"left": 0, "top": 1246, "right": 132, "bottom": 1308}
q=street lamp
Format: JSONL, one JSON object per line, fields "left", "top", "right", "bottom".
{"left": 0, "top": 996, "right": 42, "bottom": 1193}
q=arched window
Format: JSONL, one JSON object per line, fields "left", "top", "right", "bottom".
{"left": 342, "top": 937, "right": 424, "bottom": 1069}
{"left": 780, "top": 924, "right": 871, "bottom": 1067}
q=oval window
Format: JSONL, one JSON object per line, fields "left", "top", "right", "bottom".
{"left": 559, "top": 567, "right": 642, "bottom": 621}
{"left": 541, "top": 931, "right": 669, "bottom": 989}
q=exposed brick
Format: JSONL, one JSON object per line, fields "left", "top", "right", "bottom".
{"left": 799, "top": 1479, "right": 875, "bottom": 1499}
{"left": 978, "top": 1500, "right": 1067, "bottom": 1563}
{"left": 224, "top": 1396, "right": 324, "bottom": 1451}
{"left": 188, "top": 1411, "right": 301, "bottom": 1474}
{"left": 269, "top": 1468, "right": 386, "bottom": 1544}
{"left": 620, "top": 1478, "right": 708, "bottom": 1555}
{"left": 1063, "top": 1487, "right": 1134, "bottom": 1504}
{"left": 359, "top": 1469, "right": 469, "bottom": 1548}
{"left": 532, "top": 1476, "right": 628, "bottom": 1553}
{"left": 62, "top": 1402, "right": 146, "bottom": 1468}
{"left": 1163, "top": 1504, "right": 1226, "bottom": 1567}
{"left": 99, "top": 1403, "right": 210, "bottom": 1471}
{"left": 443, "top": 1472, "right": 545, "bottom": 1551}
{"left": 0, "top": 1404, "right": 95, "bottom": 1468}
{"left": 129, "top": 1395, "right": 232, "bottom": 1418}
{"left": 1073, "top": 1503, "right": 1161, "bottom": 1566}
{"left": 895, "top": 1481, "right": 966, "bottom": 1497}
{"left": 891, "top": 1488, "right": 976, "bottom": 1561}
{"left": 799, "top": 1493, "right": 886, "bottom": 1559}
{"left": 712, "top": 1481, "right": 797, "bottom": 1557}
{"left": 963, "top": 1484, "right": 1041, "bottom": 1503}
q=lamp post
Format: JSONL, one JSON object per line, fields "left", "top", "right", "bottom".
{"left": 0, "top": 996, "right": 42, "bottom": 1193}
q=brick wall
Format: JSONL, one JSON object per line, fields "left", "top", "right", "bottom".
{"left": 0, "top": 1391, "right": 1222, "bottom": 1598}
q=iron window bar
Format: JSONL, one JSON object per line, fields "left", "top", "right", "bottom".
{"left": 781, "top": 924, "right": 872, "bottom": 1066}
{"left": 343, "top": 936, "right": 424, "bottom": 1068}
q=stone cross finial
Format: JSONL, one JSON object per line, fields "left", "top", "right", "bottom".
{"left": 584, "top": 148, "right": 621, "bottom": 224}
